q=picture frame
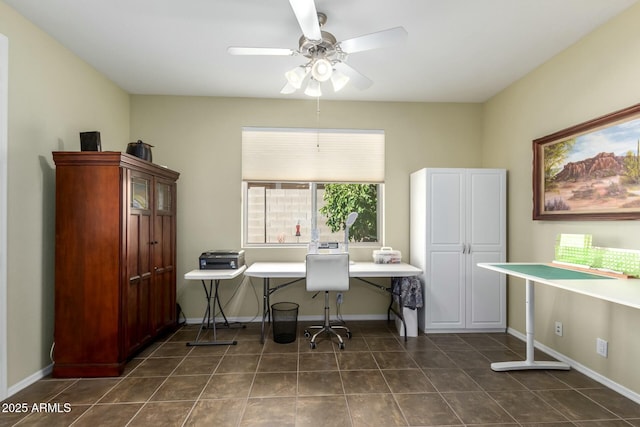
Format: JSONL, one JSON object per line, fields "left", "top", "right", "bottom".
{"left": 533, "top": 103, "right": 640, "bottom": 220}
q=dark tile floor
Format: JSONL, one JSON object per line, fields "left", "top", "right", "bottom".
{"left": 2, "top": 320, "right": 640, "bottom": 426}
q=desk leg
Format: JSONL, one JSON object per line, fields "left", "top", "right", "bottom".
{"left": 260, "top": 278, "right": 270, "bottom": 344}
{"left": 388, "top": 284, "right": 407, "bottom": 342}
{"left": 212, "top": 279, "right": 246, "bottom": 330}
{"left": 491, "top": 279, "right": 569, "bottom": 371}
{"left": 187, "top": 279, "right": 237, "bottom": 346}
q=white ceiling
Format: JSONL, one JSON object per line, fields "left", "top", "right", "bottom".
{"left": 5, "top": 0, "right": 637, "bottom": 102}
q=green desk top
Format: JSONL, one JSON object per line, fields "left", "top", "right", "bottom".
{"left": 492, "top": 264, "right": 614, "bottom": 280}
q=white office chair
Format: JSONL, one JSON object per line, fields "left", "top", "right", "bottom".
{"left": 304, "top": 253, "right": 352, "bottom": 349}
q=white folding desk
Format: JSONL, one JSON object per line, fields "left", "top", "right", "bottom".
{"left": 184, "top": 265, "right": 247, "bottom": 346}
{"left": 478, "top": 262, "right": 640, "bottom": 371}
{"left": 244, "top": 261, "right": 422, "bottom": 343}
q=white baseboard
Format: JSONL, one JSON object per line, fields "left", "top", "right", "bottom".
{"left": 423, "top": 328, "right": 507, "bottom": 334}
{"left": 7, "top": 363, "right": 52, "bottom": 398}
{"left": 507, "top": 327, "right": 640, "bottom": 405}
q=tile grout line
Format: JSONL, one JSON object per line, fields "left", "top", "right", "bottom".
{"left": 8, "top": 325, "right": 639, "bottom": 426}
{"left": 124, "top": 332, "right": 198, "bottom": 426}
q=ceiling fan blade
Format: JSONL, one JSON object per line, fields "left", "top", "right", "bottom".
{"left": 334, "top": 62, "right": 373, "bottom": 90}
{"left": 289, "top": 0, "right": 322, "bottom": 42}
{"left": 338, "top": 26, "right": 408, "bottom": 54}
{"left": 228, "top": 47, "right": 296, "bottom": 56}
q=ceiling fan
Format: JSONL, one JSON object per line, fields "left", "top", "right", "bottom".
{"left": 227, "top": 0, "right": 408, "bottom": 97}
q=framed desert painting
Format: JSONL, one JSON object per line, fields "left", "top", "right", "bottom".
{"left": 533, "top": 103, "right": 640, "bottom": 220}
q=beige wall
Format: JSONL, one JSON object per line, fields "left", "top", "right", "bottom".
{"left": 1, "top": 2, "right": 130, "bottom": 387}
{"left": 130, "top": 96, "right": 483, "bottom": 321}
{"left": 483, "top": 2, "right": 640, "bottom": 395}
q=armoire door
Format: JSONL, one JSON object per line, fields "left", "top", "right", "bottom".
{"left": 425, "top": 170, "right": 466, "bottom": 329}
{"left": 465, "top": 169, "right": 506, "bottom": 329}
{"left": 151, "top": 178, "right": 176, "bottom": 333}
{"left": 127, "top": 171, "right": 153, "bottom": 353}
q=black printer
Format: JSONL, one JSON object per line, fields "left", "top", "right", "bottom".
{"left": 199, "top": 250, "right": 245, "bottom": 270}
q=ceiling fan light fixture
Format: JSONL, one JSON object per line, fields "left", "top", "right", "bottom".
{"left": 228, "top": 6, "right": 407, "bottom": 97}
{"left": 330, "top": 68, "right": 350, "bottom": 92}
{"left": 285, "top": 66, "right": 308, "bottom": 89}
{"left": 310, "top": 58, "right": 333, "bottom": 82}
{"left": 280, "top": 82, "right": 297, "bottom": 94}
{"left": 304, "top": 78, "right": 322, "bottom": 97}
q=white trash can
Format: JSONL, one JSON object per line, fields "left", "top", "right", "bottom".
{"left": 395, "top": 306, "right": 418, "bottom": 337}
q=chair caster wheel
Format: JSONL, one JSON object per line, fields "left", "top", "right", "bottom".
{"left": 310, "top": 342, "right": 316, "bottom": 349}
{"left": 338, "top": 342, "right": 345, "bottom": 350}
{"left": 346, "top": 331, "right": 352, "bottom": 339}
{"left": 304, "top": 330, "right": 310, "bottom": 338}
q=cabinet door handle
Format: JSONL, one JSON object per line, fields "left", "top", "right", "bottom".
{"left": 462, "top": 244, "right": 466, "bottom": 254}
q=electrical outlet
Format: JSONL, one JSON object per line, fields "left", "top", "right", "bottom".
{"left": 554, "top": 321, "right": 563, "bottom": 337}
{"left": 596, "top": 338, "right": 608, "bottom": 357}
{"left": 336, "top": 292, "right": 343, "bottom": 305}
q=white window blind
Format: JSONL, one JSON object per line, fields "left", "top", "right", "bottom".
{"left": 242, "top": 127, "right": 385, "bottom": 182}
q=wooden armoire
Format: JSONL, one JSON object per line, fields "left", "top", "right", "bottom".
{"left": 52, "top": 152, "right": 179, "bottom": 377}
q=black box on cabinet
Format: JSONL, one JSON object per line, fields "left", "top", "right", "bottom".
{"left": 80, "top": 131, "right": 101, "bottom": 151}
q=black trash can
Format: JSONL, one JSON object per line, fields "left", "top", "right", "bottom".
{"left": 271, "top": 302, "right": 299, "bottom": 344}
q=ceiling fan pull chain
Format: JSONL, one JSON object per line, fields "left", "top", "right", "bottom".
{"left": 316, "top": 96, "right": 321, "bottom": 150}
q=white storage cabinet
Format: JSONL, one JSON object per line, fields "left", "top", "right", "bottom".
{"left": 410, "top": 168, "right": 506, "bottom": 332}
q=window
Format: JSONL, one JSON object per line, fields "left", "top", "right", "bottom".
{"left": 242, "top": 128, "right": 384, "bottom": 247}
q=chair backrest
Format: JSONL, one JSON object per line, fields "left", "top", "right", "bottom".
{"left": 305, "top": 253, "right": 350, "bottom": 292}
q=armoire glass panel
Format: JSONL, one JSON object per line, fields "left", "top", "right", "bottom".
{"left": 131, "top": 177, "right": 149, "bottom": 209}
{"left": 157, "top": 182, "right": 171, "bottom": 211}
